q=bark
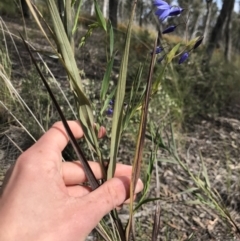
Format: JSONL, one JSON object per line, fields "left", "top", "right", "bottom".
{"left": 118, "top": 0, "right": 124, "bottom": 21}
{"left": 190, "top": 13, "right": 200, "bottom": 39}
{"left": 139, "top": 0, "right": 144, "bottom": 27}
{"left": 90, "top": 3, "right": 94, "bottom": 16}
{"left": 206, "top": 0, "right": 235, "bottom": 60}
{"left": 109, "top": 0, "right": 118, "bottom": 28}
{"left": 103, "top": 0, "right": 109, "bottom": 18}
{"left": 202, "top": 0, "right": 213, "bottom": 45}
{"left": 21, "top": 0, "right": 30, "bottom": 18}
{"left": 224, "top": 0, "right": 234, "bottom": 61}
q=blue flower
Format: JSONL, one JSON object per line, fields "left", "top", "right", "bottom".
{"left": 156, "top": 46, "right": 163, "bottom": 54}
{"left": 151, "top": 46, "right": 163, "bottom": 55}
{"left": 162, "top": 25, "right": 177, "bottom": 34}
{"left": 179, "top": 52, "right": 189, "bottom": 64}
{"left": 109, "top": 99, "right": 114, "bottom": 106}
{"left": 106, "top": 108, "right": 113, "bottom": 116}
{"left": 154, "top": 1, "right": 183, "bottom": 21}
{"left": 155, "top": 7, "right": 171, "bottom": 21}
{"left": 169, "top": 7, "right": 184, "bottom": 16}
{"left": 153, "top": 0, "right": 169, "bottom": 7}
{"left": 154, "top": 0, "right": 171, "bottom": 21}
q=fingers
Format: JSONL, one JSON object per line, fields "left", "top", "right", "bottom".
{"left": 29, "top": 121, "right": 84, "bottom": 154}
{"left": 31, "top": 121, "right": 106, "bottom": 154}
{"left": 19, "top": 121, "right": 106, "bottom": 167}
{"left": 74, "top": 177, "right": 143, "bottom": 228}
{"left": 67, "top": 185, "right": 92, "bottom": 197}
{"left": 97, "top": 126, "right": 106, "bottom": 138}
{"left": 62, "top": 162, "right": 132, "bottom": 185}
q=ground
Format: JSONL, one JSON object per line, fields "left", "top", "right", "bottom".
{"left": 1, "top": 15, "right": 240, "bottom": 241}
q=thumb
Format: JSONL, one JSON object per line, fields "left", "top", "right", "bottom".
{"left": 73, "top": 176, "right": 131, "bottom": 236}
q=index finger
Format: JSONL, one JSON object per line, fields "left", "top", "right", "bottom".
{"left": 34, "top": 121, "right": 84, "bottom": 153}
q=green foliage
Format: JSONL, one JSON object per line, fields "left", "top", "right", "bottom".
{"left": 18, "top": 70, "right": 75, "bottom": 135}
{"left": 0, "top": 40, "right": 12, "bottom": 127}
{"left": 0, "top": 0, "right": 17, "bottom": 16}
{"left": 115, "top": 27, "right": 152, "bottom": 79}
{"left": 160, "top": 51, "right": 240, "bottom": 124}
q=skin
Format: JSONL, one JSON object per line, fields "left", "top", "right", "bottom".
{"left": 0, "top": 121, "right": 143, "bottom": 241}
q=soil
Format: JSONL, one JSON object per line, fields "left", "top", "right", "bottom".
{"left": 1, "top": 15, "right": 240, "bottom": 241}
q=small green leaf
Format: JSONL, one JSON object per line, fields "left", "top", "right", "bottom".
{"left": 135, "top": 149, "right": 155, "bottom": 211}
{"left": 72, "top": 0, "right": 83, "bottom": 35}
{"left": 100, "top": 55, "right": 115, "bottom": 101}
{"left": 166, "top": 42, "right": 181, "bottom": 64}
{"left": 200, "top": 152, "right": 211, "bottom": 189}
{"left": 100, "top": 88, "right": 116, "bottom": 116}
{"left": 109, "top": 23, "right": 114, "bottom": 57}
{"left": 186, "top": 36, "right": 201, "bottom": 49}
{"left": 94, "top": 0, "right": 107, "bottom": 31}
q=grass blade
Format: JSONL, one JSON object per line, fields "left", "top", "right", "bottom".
{"left": 108, "top": 0, "right": 137, "bottom": 180}
{"left": 151, "top": 203, "right": 161, "bottom": 241}
{"left": 109, "top": 23, "right": 114, "bottom": 57}
{"left": 100, "top": 55, "right": 115, "bottom": 101}
{"left": 94, "top": 0, "right": 107, "bottom": 31}
{"left": 166, "top": 42, "right": 181, "bottom": 64}
{"left": 72, "top": 0, "right": 83, "bottom": 35}
{"left": 125, "top": 37, "right": 158, "bottom": 240}
{"left": 45, "top": 0, "right": 105, "bottom": 176}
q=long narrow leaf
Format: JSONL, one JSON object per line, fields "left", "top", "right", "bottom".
{"left": 109, "top": 23, "right": 114, "bottom": 57}
{"left": 72, "top": 0, "right": 83, "bottom": 35}
{"left": 151, "top": 203, "right": 161, "bottom": 241}
{"left": 94, "top": 0, "right": 107, "bottom": 31}
{"left": 126, "top": 37, "right": 158, "bottom": 240}
{"left": 46, "top": 0, "right": 105, "bottom": 177}
{"left": 100, "top": 55, "right": 115, "bottom": 101}
{"left": 108, "top": 0, "right": 137, "bottom": 180}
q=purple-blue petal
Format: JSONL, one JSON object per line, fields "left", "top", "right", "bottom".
{"left": 162, "top": 25, "right": 177, "bottom": 34}
{"left": 154, "top": 0, "right": 168, "bottom": 6}
{"left": 159, "top": 8, "right": 171, "bottom": 21}
{"left": 150, "top": 46, "right": 163, "bottom": 55}
{"left": 106, "top": 108, "right": 113, "bottom": 116}
{"left": 169, "top": 7, "right": 184, "bottom": 16}
{"left": 156, "top": 4, "right": 171, "bottom": 10}
{"left": 179, "top": 52, "right": 189, "bottom": 64}
{"left": 155, "top": 8, "right": 166, "bottom": 16}
{"left": 155, "top": 46, "right": 163, "bottom": 54}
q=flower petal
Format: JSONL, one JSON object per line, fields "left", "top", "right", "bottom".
{"left": 154, "top": 0, "right": 168, "bottom": 6}
{"left": 169, "top": 7, "right": 184, "bottom": 16}
{"left": 106, "top": 108, "right": 113, "bottom": 116}
{"left": 155, "top": 8, "right": 166, "bottom": 16}
{"left": 162, "top": 25, "right": 177, "bottom": 34}
{"left": 159, "top": 8, "right": 171, "bottom": 21}
{"left": 157, "top": 4, "right": 171, "bottom": 10}
{"left": 179, "top": 52, "right": 189, "bottom": 64}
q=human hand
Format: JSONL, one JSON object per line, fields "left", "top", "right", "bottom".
{"left": 0, "top": 121, "right": 143, "bottom": 241}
